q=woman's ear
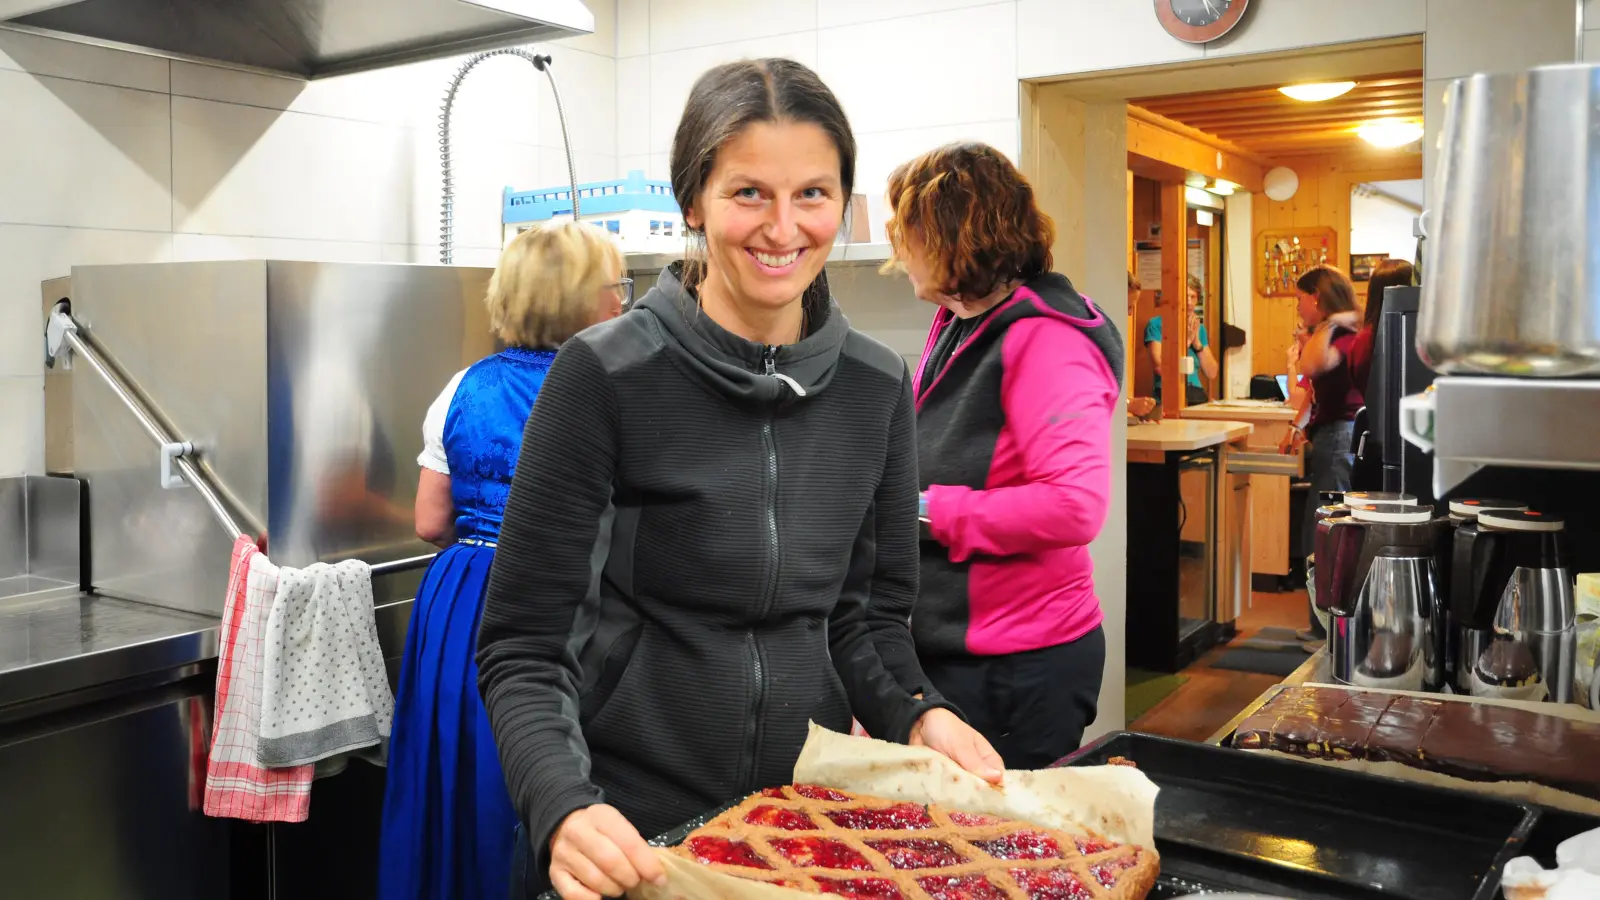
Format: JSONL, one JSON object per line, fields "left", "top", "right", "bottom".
{"left": 684, "top": 206, "right": 702, "bottom": 230}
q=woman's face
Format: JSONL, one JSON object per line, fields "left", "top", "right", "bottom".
{"left": 1297, "top": 290, "right": 1322, "bottom": 327}
{"left": 595, "top": 259, "right": 625, "bottom": 323}
{"left": 897, "top": 231, "right": 946, "bottom": 307}
{"left": 684, "top": 120, "right": 844, "bottom": 315}
{"left": 1186, "top": 287, "right": 1200, "bottom": 315}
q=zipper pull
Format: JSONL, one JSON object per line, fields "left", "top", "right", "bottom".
{"left": 763, "top": 346, "right": 777, "bottom": 377}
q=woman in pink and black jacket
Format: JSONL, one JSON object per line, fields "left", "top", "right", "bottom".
{"left": 885, "top": 143, "right": 1124, "bottom": 768}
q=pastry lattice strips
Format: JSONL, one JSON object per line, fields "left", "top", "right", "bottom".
{"left": 669, "top": 784, "right": 1159, "bottom": 900}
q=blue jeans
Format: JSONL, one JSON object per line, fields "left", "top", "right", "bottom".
{"left": 1302, "top": 419, "right": 1354, "bottom": 637}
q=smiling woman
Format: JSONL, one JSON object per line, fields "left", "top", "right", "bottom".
{"left": 476, "top": 58, "right": 1004, "bottom": 900}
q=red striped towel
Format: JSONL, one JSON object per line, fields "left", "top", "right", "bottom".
{"left": 203, "top": 535, "right": 314, "bottom": 822}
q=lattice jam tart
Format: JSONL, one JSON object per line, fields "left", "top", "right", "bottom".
{"left": 669, "top": 784, "right": 1158, "bottom": 900}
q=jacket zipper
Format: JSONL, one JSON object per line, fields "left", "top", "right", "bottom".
{"left": 740, "top": 346, "right": 784, "bottom": 791}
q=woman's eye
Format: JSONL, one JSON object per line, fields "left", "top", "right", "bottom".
{"left": 734, "top": 187, "right": 762, "bottom": 201}
{"left": 800, "top": 187, "right": 827, "bottom": 201}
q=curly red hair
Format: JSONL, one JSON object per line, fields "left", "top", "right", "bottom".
{"left": 884, "top": 142, "right": 1055, "bottom": 299}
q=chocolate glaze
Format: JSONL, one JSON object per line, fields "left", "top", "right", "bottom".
{"left": 1232, "top": 686, "right": 1600, "bottom": 800}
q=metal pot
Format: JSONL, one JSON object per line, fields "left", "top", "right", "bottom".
{"left": 1419, "top": 63, "right": 1600, "bottom": 376}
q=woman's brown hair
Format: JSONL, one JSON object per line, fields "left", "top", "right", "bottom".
{"left": 884, "top": 143, "right": 1054, "bottom": 299}
{"left": 1295, "top": 265, "right": 1359, "bottom": 317}
{"left": 670, "top": 58, "right": 855, "bottom": 299}
{"left": 1363, "top": 259, "right": 1415, "bottom": 330}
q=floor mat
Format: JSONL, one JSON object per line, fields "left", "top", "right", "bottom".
{"left": 1235, "top": 626, "right": 1306, "bottom": 651}
{"left": 1125, "top": 668, "right": 1189, "bottom": 721}
{"left": 1207, "top": 646, "right": 1308, "bottom": 677}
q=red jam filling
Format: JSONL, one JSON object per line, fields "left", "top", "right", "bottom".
{"left": 684, "top": 836, "right": 773, "bottom": 870}
{"left": 947, "top": 811, "right": 1003, "bottom": 827}
{"left": 1073, "top": 836, "right": 1115, "bottom": 856}
{"left": 745, "top": 805, "right": 817, "bottom": 831}
{"left": 761, "top": 787, "right": 789, "bottom": 799}
{"left": 970, "top": 832, "right": 1063, "bottom": 861}
{"left": 793, "top": 784, "right": 853, "bottom": 802}
{"left": 1089, "top": 851, "right": 1141, "bottom": 887}
{"left": 815, "top": 877, "right": 904, "bottom": 900}
{"left": 825, "top": 804, "right": 935, "bottom": 831}
{"left": 1010, "top": 868, "right": 1093, "bottom": 900}
{"left": 769, "top": 837, "right": 874, "bottom": 871}
{"left": 865, "top": 838, "right": 964, "bottom": 870}
{"left": 917, "top": 875, "right": 1008, "bottom": 900}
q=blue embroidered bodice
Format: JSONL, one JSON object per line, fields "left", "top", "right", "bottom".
{"left": 443, "top": 346, "right": 557, "bottom": 542}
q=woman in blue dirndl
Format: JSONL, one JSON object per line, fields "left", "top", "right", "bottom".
{"left": 379, "top": 220, "right": 629, "bottom": 900}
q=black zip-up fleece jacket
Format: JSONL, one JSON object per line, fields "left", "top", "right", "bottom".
{"left": 477, "top": 264, "right": 956, "bottom": 886}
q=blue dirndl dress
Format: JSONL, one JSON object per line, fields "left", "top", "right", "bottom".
{"left": 379, "top": 347, "right": 557, "bottom": 900}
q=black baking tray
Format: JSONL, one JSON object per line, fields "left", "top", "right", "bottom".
{"left": 1059, "top": 732, "right": 1539, "bottom": 900}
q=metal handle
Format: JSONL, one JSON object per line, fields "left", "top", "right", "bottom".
{"left": 1227, "top": 451, "right": 1303, "bottom": 477}
{"left": 1398, "top": 391, "right": 1436, "bottom": 454}
{"left": 50, "top": 310, "right": 256, "bottom": 544}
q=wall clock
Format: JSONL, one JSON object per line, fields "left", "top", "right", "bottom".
{"left": 1154, "top": 0, "right": 1251, "bottom": 44}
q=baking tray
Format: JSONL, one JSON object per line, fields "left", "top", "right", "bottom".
{"left": 1059, "top": 732, "right": 1537, "bottom": 900}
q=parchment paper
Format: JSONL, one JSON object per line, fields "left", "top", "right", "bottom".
{"left": 631, "top": 723, "right": 1160, "bottom": 900}
{"left": 1236, "top": 684, "right": 1600, "bottom": 817}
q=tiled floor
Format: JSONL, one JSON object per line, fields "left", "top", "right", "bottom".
{"left": 1130, "top": 589, "right": 1312, "bottom": 742}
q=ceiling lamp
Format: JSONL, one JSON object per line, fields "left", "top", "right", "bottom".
{"left": 1357, "top": 119, "right": 1425, "bottom": 149}
{"left": 1279, "top": 81, "right": 1356, "bottom": 102}
{"left": 1210, "top": 179, "right": 1237, "bottom": 196}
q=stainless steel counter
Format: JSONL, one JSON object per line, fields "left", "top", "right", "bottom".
{"left": 0, "top": 586, "right": 218, "bottom": 713}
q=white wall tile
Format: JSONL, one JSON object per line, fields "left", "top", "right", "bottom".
{"left": 0, "top": 71, "right": 171, "bottom": 232}
{"left": 169, "top": 58, "right": 431, "bottom": 130}
{"left": 1018, "top": 0, "right": 1201, "bottom": 79}
{"left": 171, "top": 97, "right": 409, "bottom": 244}
{"left": 1425, "top": 0, "right": 1577, "bottom": 79}
{"left": 817, "top": 0, "right": 1005, "bottom": 29}
{"left": 0, "top": 28, "right": 168, "bottom": 93}
{"left": 618, "top": 153, "right": 670, "bottom": 180}
{"left": 1589, "top": 0, "right": 1600, "bottom": 27}
{"left": 540, "top": 48, "right": 617, "bottom": 153}
{"left": 554, "top": 0, "right": 620, "bottom": 57}
{"left": 1588, "top": 30, "right": 1600, "bottom": 62}
{"left": 402, "top": 130, "right": 544, "bottom": 248}
{"left": 616, "top": 55, "right": 651, "bottom": 157}
{"left": 539, "top": 147, "right": 620, "bottom": 186}
{"left": 819, "top": 4, "right": 1015, "bottom": 134}
{"left": 383, "top": 244, "right": 502, "bottom": 267}
{"left": 0, "top": 377, "right": 44, "bottom": 476}
{"left": 1207, "top": 0, "right": 1425, "bottom": 58}
{"left": 618, "top": 0, "right": 651, "bottom": 56}
{"left": 853, "top": 120, "right": 1018, "bottom": 242}
{"left": 649, "top": 0, "right": 817, "bottom": 53}
{"left": 0, "top": 224, "right": 172, "bottom": 380}
{"left": 172, "top": 234, "right": 385, "bottom": 262}
{"left": 648, "top": 32, "right": 819, "bottom": 153}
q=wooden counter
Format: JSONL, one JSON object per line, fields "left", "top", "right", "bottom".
{"left": 1127, "top": 419, "right": 1253, "bottom": 460}
{"left": 1184, "top": 401, "right": 1302, "bottom": 580}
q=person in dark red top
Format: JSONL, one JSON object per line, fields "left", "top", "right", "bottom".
{"left": 1345, "top": 259, "right": 1416, "bottom": 395}
{"left": 1291, "top": 265, "right": 1362, "bottom": 645}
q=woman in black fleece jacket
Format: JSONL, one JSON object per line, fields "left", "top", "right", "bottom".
{"left": 477, "top": 58, "right": 1002, "bottom": 900}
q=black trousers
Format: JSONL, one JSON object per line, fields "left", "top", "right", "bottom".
{"left": 919, "top": 627, "right": 1106, "bottom": 770}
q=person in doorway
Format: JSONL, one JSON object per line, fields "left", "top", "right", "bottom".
{"left": 378, "top": 221, "right": 629, "bottom": 900}
{"left": 1346, "top": 258, "right": 1416, "bottom": 395}
{"left": 1126, "top": 272, "right": 1156, "bottom": 419}
{"left": 1288, "top": 265, "right": 1363, "bottom": 647}
{"left": 885, "top": 142, "right": 1123, "bottom": 768}
{"left": 476, "top": 59, "right": 1002, "bottom": 900}
{"left": 1143, "top": 274, "right": 1218, "bottom": 406}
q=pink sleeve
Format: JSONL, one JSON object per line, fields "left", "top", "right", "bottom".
{"left": 926, "top": 318, "right": 1117, "bottom": 561}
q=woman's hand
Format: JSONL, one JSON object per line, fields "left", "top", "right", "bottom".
{"left": 550, "top": 804, "right": 666, "bottom": 900}
{"left": 910, "top": 708, "right": 1004, "bottom": 784}
{"left": 1278, "top": 426, "right": 1306, "bottom": 456}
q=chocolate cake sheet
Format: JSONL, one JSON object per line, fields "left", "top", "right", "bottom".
{"left": 1232, "top": 685, "right": 1600, "bottom": 815}
{"left": 628, "top": 722, "right": 1160, "bottom": 900}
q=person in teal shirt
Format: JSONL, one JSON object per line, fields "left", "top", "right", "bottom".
{"left": 1143, "top": 274, "right": 1218, "bottom": 406}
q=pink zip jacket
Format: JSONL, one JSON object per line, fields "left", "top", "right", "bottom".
{"left": 912, "top": 272, "right": 1123, "bottom": 658}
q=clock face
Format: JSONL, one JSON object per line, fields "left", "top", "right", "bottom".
{"left": 1155, "top": 0, "right": 1250, "bottom": 43}
{"left": 1170, "top": 0, "right": 1229, "bottom": 26}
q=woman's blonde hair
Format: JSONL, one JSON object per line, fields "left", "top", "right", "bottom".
{"left": 486, "top": 220, "right": 623, "bottom": 348}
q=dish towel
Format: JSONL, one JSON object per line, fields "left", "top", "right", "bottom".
{"left": 203, "top": 536, "right": 314, "bottom": 822}
{"left": 257, "top": 559, "right": 394, "bottom": 768}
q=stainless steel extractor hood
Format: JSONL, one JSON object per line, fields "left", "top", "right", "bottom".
{"left": 2, "top": 0, "right": 595, "bottom": 79}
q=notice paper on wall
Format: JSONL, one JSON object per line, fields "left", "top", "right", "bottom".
{"left": 1133, "top": 243, "right": 1206, "bottom": 296}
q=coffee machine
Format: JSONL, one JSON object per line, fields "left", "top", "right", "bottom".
{"left": 1453, "top": 509, "right": 1577, "bottom": 703}
{"left": 1315, "top": 503, "right": 1447, "bottom": 692}
{"left": 1443, "top": 498, "right": 1529, "bottom": 692}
